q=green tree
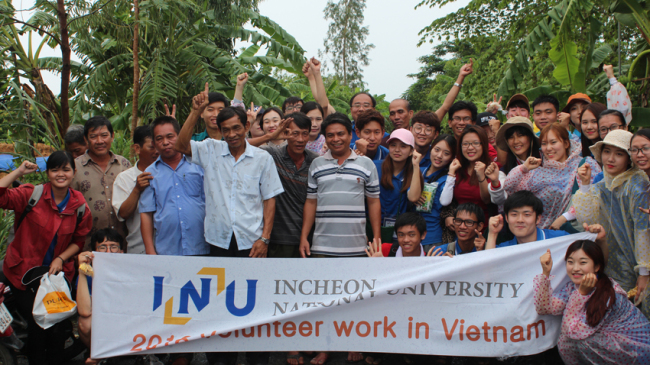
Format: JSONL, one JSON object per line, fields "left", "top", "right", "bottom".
{"left": 320, "top": 0, "right": 374, "bottom": 88}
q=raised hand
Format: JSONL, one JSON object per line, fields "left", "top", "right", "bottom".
{"left": 355, "top": 138, "right": 369, "bottom": 155}
{"left": 246, "top": 102, "right": 259, "bottom": 123}
{"left": 412, "top": 150, "right": 423, "bottom": 167}
{"left": 302, "top": 61, "right": 311, "bottom": 78}
{"left": 540, "top": 249, "right": 553, "bottom": 277}
{"left": 268, "top": 117, "right": 292, "bottom": 140}
{"left": 583, "top": 223, "right": 606, "bottom": 241}
{"left": 164, "top": 104, "right": 176, "bottom": 119}
{"left": 459, "top": 58, "right": 473, "bottom": 77}
{"left": 365, "top": 238, "right": 384, "bottom": 258}
{"left": 192, "top": 82, "right": 210, "bottom": 112}
{"left": 486, "top": 94, "right": 503, "bottom": 114}
{"left": 488, "top": 215, "right": 504, "bottom": 235}
{"left": 578, "top": 163, "right": 591, "bottom": 186}
{"left": 523, "top": 157, "right": 542, "bottom": 171}
{"left": 236, "top": 72, "right": 249, "bottom": 87}
{"left": 17, "top": 160, "right": 38, "bottom": 175}
{"left": 474, "top": 161, "right": 487, "bottom": 181}
{"left": 310, "top": 57, "right": 322, "bottom": 74}
{"left": 603, "top": 64, "right": 615, "bottom": 79}
{"left": 449, "top": 158, "right": 462, "bottom": 175}
{"left": 485, "top": 162, "right": 499, "bottom": 183}
{"left": 135, "top": 172, "right": 153, "bottom": 192}
{"left": 558, "top": 112, "right": 571, "bottom": 129}
{"left": 474, "top": 230, "right": 486, "bottom": 250}
{"left": 428, "top": 246, "right": 444, "bottom": 257}
{"left": 578, "top": 273, "right": 597, "bottom": 295}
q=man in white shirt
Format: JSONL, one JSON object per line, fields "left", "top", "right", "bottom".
{"left": 111, "top": 125, "right": 159, "bottom": 254}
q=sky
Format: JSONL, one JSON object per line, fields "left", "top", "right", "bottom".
{"left": 11, "top": 0, "right": 470, "bottom": 101}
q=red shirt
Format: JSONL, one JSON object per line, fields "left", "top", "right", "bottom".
{"left": 453, "top": 177, "right": 494, "bottom": 228}
{"left": 0, "top": 183, "right": 92, "bottom": 290}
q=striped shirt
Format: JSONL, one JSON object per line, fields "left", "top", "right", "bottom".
{"left": 307, "top": 150, "right": 380, "bottom": 256}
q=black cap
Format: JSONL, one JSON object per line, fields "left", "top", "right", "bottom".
{"left": 477, "top": 112, "right": 498, "bottom": 127}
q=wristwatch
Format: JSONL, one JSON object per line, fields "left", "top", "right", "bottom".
{"left": 454, "top": 82, "right": 462, "bottom": 88}
{"left": 259, "top": 237, "right": 270, "bottom": 245}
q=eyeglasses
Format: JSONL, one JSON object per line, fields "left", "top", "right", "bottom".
{"left": 352, "top": 103, "right": 372, "bottom": 109}
{"left": 629, "top": 146, "right": 650, "bottom": 156}
{"left": 413, "top": 125, "right": 434, "bottom": 135}
{"left": 452, "top": 116, "right": 472, "bottom": 123}
{"left": 453, "top": 218, "right": 478, "bottom": 227}
{"left": 97, "top": 244, "right": 121, "bottom": 253}
{"left": 461, "top": 141, "right": 481, "bottom": 149}
{"left": 285, "top": 104, "right": 302, "bottom": 112}
{"left": 599, "top": 124, "right": 624, "bottom": 134}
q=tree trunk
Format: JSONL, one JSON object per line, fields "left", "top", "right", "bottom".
{"left": 56, "top": 0, "right": 71, "bottom": 133}
{"left": 131, "top": 0, "right": 140, "bottom": 133}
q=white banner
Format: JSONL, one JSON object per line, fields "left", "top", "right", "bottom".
{"left": 91, "top": 232, "right": 595, "bottom": 358}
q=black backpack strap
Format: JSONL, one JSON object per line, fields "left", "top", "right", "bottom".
{"left": 75, "top": 203, "right": 86, "bottom": 228}
{"left": 15, "top": 185, "right": 44, "bottom": 230}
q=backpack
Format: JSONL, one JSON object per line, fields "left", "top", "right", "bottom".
{"left": 5, "top": 185, "right": 86, "bottom": 245}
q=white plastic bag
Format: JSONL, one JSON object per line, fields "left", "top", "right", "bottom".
{"left": 32, "top": 272, "right": 77, "bottom": 329}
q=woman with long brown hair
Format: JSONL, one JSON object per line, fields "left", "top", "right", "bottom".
{"left": 440, "top": 125, "right": 499, "bottom": 225}
{"left": 375, "top": 129, "right": 424, "bottom": 228}
{"left": 505, "top": 124, "right": 601, "bottom": 229}
{"left": 535, "top": 240, "right": 650, "bottom": 364}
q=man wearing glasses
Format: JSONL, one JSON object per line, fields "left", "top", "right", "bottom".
{"left": 410, "top": 111, "right": 441, "bottom": 169}
{"left": 348, "top": 92, "right": 386, "bottom": 147}
{"left": 282, "top": 96, "right": 304, "bottom": 115}
{"left": 430, "top": 203, "right": 486, "bottom": 255}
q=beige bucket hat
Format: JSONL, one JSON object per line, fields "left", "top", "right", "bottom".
{"left": 589, "top": 129, "right": 635, "bottom": 166}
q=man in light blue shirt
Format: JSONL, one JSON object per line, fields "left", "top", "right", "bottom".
{"left": 175, "top": 84, "right": 284, "bottom": 365}
{"left": 176, "top": 84, "right": 284, "bottom": 257}
{"left": 139, "top": 116, "right": 209, "bottom": 257}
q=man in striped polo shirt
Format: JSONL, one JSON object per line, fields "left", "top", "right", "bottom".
{"left": 299, "top": 112, "right": 381, "bottom": 258}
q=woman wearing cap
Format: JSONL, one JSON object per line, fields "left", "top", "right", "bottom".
{"left": 301, "top": 101, "right": 327, "bottom": 155}
{"left": 440, "top": 125, "right": 499, "bottom": 225}
{"left": 505, "top": 123, "right": 601, "bottom": 229}
{"left": 375, "top": 129, "right": 424, "bottom": 226}
{"left": 580, "top": 103, "right": 607, "bottom": 158}
{"left": 574, "top": 130, "right": 650, "bottom": 318}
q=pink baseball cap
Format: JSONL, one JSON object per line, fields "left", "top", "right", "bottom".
{"left": 386, "top": 128, "right": 415, "bottom": 148}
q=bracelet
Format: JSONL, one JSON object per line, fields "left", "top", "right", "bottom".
{"left": 57, "top": 256, "right": 65, "bottom": 264}
{"left": 447, "top": 173, "right": 456, "bottom": 178}
{"left": 492, "top": 180, "right": 501, "bottom": 189}
{"left": 478, "top": 177, "right": 486, "bottom": 183}
{"left": 454, "top": 83, "right": 462, "bottom": 88}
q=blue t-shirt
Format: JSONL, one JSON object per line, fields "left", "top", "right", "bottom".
{"left": 436, "top": 239, "right": 477, "bottom": 255}
{"left": 43, "top": 189, "right": 71, "bottom": 266}
{"left": 496, "top": 228, "right": 569, "bottom": 248}
{"left": 418, "top": 168, "right": 447, "bottom": 246}
{"left": 359, "top": 145, "right": 389, "bottom": 162}
{"left": 374, "top": 160, "right": 408, "bottom": 222}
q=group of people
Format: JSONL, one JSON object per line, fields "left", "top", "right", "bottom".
{"left": 2, "top": 57, "right": 650, "bottom": 365}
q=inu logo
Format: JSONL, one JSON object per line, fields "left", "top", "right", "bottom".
{"left": 153, "top": 268, "right": 257, "bottom": 325}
